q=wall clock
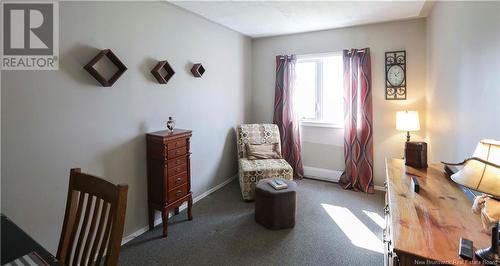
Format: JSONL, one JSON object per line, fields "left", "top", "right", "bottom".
{"left": 385, "top": 51, "right": 406, "bottom": 100}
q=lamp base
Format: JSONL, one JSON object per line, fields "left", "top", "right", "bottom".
{"left": 475, "top": 248, "right": 500, "bottom": 265}
{"left": 475, "top": 223, "right": 500, "bottom": 265}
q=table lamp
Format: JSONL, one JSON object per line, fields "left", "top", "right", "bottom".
{"left": 396, "top": 111, "right": 420, "bottom": 142}
{"left": 443, "top": 139, "right": 500, "bottom": 264}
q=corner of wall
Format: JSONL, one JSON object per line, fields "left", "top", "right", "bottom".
{"left": 424, "top": 2, "right": 436, "bottom": 163}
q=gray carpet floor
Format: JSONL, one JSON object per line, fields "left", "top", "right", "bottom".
{"left": 119, "top": 179, "right": 385, "bottom": 266}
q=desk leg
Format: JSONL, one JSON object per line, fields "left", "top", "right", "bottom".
{"left": 188, "top": 194, "right": 193, "bottom": 220}
{"left": 148, "top": 205, "right": 155, "bottom": 230}
{"left": 161, "top": 210, "right": 168, "bottom": 237}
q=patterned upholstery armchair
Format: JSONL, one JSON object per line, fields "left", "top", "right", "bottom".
{"left": 236, "top": 124, "right": 293, "bottom": 201}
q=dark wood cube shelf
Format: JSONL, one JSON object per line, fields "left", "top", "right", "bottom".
{"left": 190, "top": 63, "right": 205, "bottom": 77}
{"left": 83, "top": 49, "right": 127, "bottom": 87}
{"left": 151, "top": 60, "right": 175, "bottom": 84}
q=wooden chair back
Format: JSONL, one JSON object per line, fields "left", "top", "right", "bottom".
{"left": 57, "top": 168, "right": 128, "bottom": 266}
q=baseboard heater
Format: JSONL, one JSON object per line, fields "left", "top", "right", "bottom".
{"left": 303, "top": 166, "right": 342, "bottom": 183}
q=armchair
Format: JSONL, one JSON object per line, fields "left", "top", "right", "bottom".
{"left": 236, "top": 124, "right": 293, "bottom": 200}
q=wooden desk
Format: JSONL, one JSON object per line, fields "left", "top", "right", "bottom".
{"left": 1, "top": 215, "right": 61, "bottom": 265}
{"left": 384, "top": 159, "right": 490, "bottom": 265}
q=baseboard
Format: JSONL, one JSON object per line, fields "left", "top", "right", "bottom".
{"left": 121, "top": 174, "right": 237, "bottom": 245}
{"left": 304, "top": 166, "right": 385, "bottom": 191}
{"left": 303, "top": 166, "right": 342, "bottom": 182}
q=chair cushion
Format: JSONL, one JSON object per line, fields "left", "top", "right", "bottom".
{"left": 239, "top": 158, "right": 293, "bottom": 200}
{"left": 240, "top": 158, "right": 292, "bottom": 173}
{"left": 246, "top": 143, "right": 282, "bottom": 160}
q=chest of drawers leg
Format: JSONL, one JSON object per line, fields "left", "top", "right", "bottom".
{"left": 146, "top": 129, "right": 193, "bottom": 237}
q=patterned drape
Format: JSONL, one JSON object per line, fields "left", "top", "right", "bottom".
{"left": 273, "top": 55, "right": 304, "bottom": 179}
{"left": 339, "top": 48, "right": 374, "bottom": 193}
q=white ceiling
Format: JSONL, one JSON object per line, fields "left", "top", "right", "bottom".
{"left": 170, "top": 1, "right": 429, "bottom": 38}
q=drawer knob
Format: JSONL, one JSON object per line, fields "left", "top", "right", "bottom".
{"left": 176, "top": 150, "right": 180, "bottom": 155}
{"left": 176, "top": 177, "right": 181, "bottom": 184}
{"left": 176, "top": 167, "right": 180, "bottom": 173}
{"left": 176, "top": 190, "right": 182, "bottom": 197}
{"left": 176, "top": 159, "right": 180, "bottom": 164}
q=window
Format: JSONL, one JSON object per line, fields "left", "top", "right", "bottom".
{"left": 295, "top": 53, "right": 343, "bottom": 127}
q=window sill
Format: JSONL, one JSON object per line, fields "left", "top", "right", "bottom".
{"left": 300, "top": 121, "right": 344, "bottom": 129}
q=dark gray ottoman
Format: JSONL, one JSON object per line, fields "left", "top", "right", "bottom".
{"left": 255, "top": 178, "right": 297, "bottom": 230}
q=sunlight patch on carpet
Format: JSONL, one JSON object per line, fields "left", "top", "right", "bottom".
{"left": 362, "top": 210, "right": 385, "bottom": 229}
{"left": 321, "top": 204, "right": 383, "bottom": 254}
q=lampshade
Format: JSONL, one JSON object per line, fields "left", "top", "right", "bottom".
{"left": 451, "top": 139, "right": 500, "bottom": 197}
{"left": 396, "top": 111, "right": 420, "bottom": 132}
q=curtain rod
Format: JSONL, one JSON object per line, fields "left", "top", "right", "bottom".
{"left": 278, "top": 50, "right": 365, "bottom": 58}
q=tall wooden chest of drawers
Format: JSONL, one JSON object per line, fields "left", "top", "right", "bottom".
{"left": 146, "top": 129, "right": 193, "bottom": 237}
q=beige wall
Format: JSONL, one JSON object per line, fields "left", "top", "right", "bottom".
{"left": 4, "top": 0, "right": 498, "bottom": 256}
{"left": 1, "top": 1, "right": 251, "bottom": 252}
{"left": 426, "top": 1, "right": 500, "bottom": 162}
{"left": 251, "top": 19, "right": 427, "bottom": 186}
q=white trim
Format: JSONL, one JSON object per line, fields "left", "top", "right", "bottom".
{"left": 192, "top": 175, "right": 237, "bottom": 203}
{"left": 300, "top": 121, "right": 344, "bottom": 129}
{"left": 297, "top": 51, "right": 343, "bottom": 60}
{"left": 121, "top": 174, "right": 237, "bottom": 245}
{"left": 374, "top": 185, "right": 386, "bottom": 192}
{"left": 303, "top": 166, "right": 342, "bottom": 182}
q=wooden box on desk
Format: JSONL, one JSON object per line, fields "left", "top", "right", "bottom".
{"left": 146, "top": 129, "right": 193, "bottom": 237}
{"left": 404, "top": 141, "right": 427, "bottom": 168}
{"left": 384, "top": 158, "right": 489, "bottom": 266}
